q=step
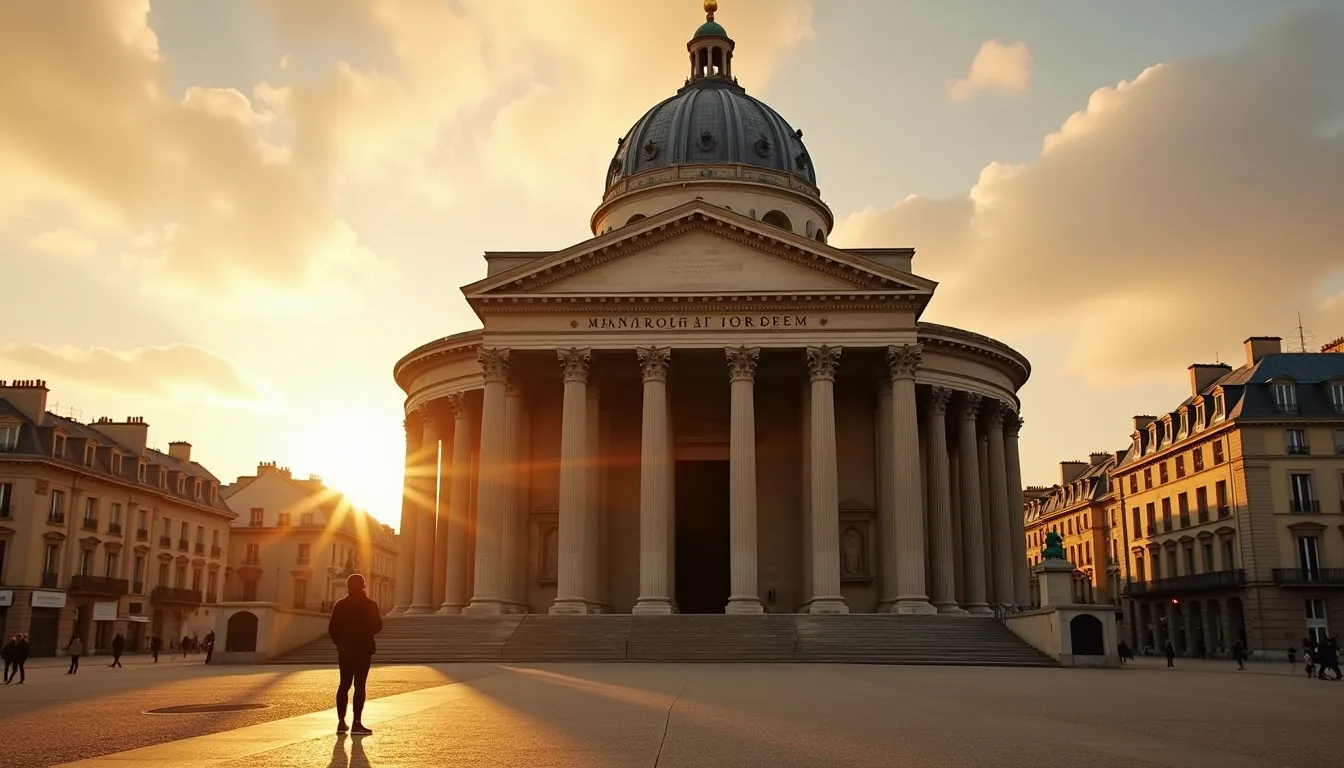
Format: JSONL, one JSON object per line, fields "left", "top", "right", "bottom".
{"left": 626, "top": 615, "right": 797, "bottom": 662}
{"left": 502, "top": 615, "right": 631, "bottom": 661}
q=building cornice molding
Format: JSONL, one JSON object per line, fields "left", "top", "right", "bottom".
{"left": 0, "top": 457, "right": 236, "bottom": 520}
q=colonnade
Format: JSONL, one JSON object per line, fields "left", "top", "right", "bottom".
{"left": 390, "top": 343, "right": 1031, "bottom": 616}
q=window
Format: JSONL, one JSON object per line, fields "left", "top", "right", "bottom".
{"left": 138, "top": 509, "right": 148, "bottom": 532}
{"left": 245, "top": 543, "right": 260, "bottom": 564}
{"left": 1083, "top": 513, "right": 1089, "bottom": 528}
{"left": 1067, "top": 519, "right": 1074, "bottom": 535}
{"left": 0, "top": 482, "right": 11, "bottom": 517}
{"left": 1196, "top": 486, "right": 1209, "bottom": 523}
{"left": 105, "top": 551, "right": 118, "bottom": 577}
{"left": 300, "top": 512, "right": 315, "bottom": 527}
{"left": 1161, "top": 498, "right": 1173, "bottom": 531}
{"left": 158, "top": 562, "right": 169, "bottom": 586}
{"left": 84, "top": 444, "right": 95, "bottom": 466}
{"left": 1202, "top": 540, "right": 1214, "bottom": 572}
{"left": 1215, "top": 480, "right": 1229, "bottom": 517}
{"left": 133, "top": 555, "right": 145, "bottom": 587}
{"left": 1221, "top": 538, "right": 1235, "bottom": 570}
{"left": 109, "top": 502, "right": 121, "bottom": 527}
{"left": 1131, "top": 508, "right": 1142, "bottom": 538}
{"left": 1298, "top": 536, "right": 1322, "bottom": 580}
{"left": 1192, "top": 447, "right": 1205, "bottom": 472}
{"left": 196, "top": 525, "right": 204, "bottom": 544}
{"left": 1331, "top": 382, "right": 1344, "bottom": 414}
{"left": 242, "top": 579, "right": 259, "bottom": 601}
{"left": 79, "top": 548, "right": 93, "bottom": 576}
{"left": 1305, "top": 599, "right": 1329, "bottom": 645}
{"left": 298, "top": 543, "right": 311, "bottom": 564}
{"left": 1148, "top": 425, "right": 1158, "bottom": 452}
{"left": 294, "top": 578, "right": 308, "bottom": 609}
{"left": 1287, "top": 429, "right": 1309, "bottom": 455}
{"left": 44, "top": 543, "right": 60, "bottom": 577}
{"left": 1179, "top": 411, "right": 1189, "bottom": 436}
{"left": 1212, "top": 441, "right": 1225, "bottom": 464}
{"left": 1085, "top": 543, "right": 1093, "bottom": 565}
{"left": 83, "top": 497, "right": 97, "bottom": 524}
{"left": 212, "top": 529, "right": 220, "bottom": 546}
{"left": 191, "top": 567, "right": 202, "bottom": 591}
{"left": 1134, "top": 552, "right": 1146, "bottom": 583}
{"left": 0, "top": 424, "right": 18, "bottom": 451}
{"left": 1183, "top": 543, "right": 1196, "bottom": 575}
{"left": 1334, "top": 429, "right": 1344, "bottom": 457}
{"left": 1166, "top": 549, "right": 1178, "bottom": 580}
{"left": 1214, "top": 392, "right": 1226, "bottom": 419}
{"left": 250, "top": 508, "right": 264, "bottom": 527}
{"left": 179, "top": 521, "right": 188, "bottom": 540}
{"left": 1164, "top": 420, "right": 1174, "bottom": 445}
{"left": 277, "top": 513, "right": 291, "bottom": 526}
{"left": 162, "top": 516, "right": 172, "bottom": 535}
{"left": 176, "top": 477, "right": 184, "bottom": 495}
{"left": 1195, "top": 403, "right": 1206, "bottom": 430}
{"left": 111, "top": 453, "right": 122, "bottom": 475}
{"left": 1177, "top": 493, "right": 1190, "bottom": 527}
{"left": 1143, "top": 467, "right": 1153, "bottom": 490}
{"left": 206, "top": 572, "right": 217, "bottom": 602}
{"left": 175, "top": 564, "right": 186, "bottom": 587}
{"left": 0, "top": 540, "right": 7, "bottom": 583}
{"left": 1175, "top": 455, "right": 1186, "bottom": 478}
{"left": 137, "top": 462, "right": 147, "bottom": 482}
{"left": 1290, "top": 473, "right": 1316, "bottom": 512}
{"left": 1145, "top": 503, "right": 1157, "bottom": 536}
{"left": 1160, "top": 462, "right": 1170, "bottom": 484}
{"left": 193, "top": 479, "right": 201, "bottom": 499}
{"left": 1272, "top": 383, "right": 1298, "bottom": 413}
{"left": 49, "top": 489, "right": 64, "bottom": 521}
{"left": 53, "top": 434, "right": 66, "bottom": 458}
{"left": 1129, "top": 475, "right": 1138, "bottom": 494}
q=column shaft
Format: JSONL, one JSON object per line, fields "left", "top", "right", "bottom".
{"left": 498, "top": 387, "right": 527, "bottom": 611}
{"left": 407, "top": 407, "right": 440, "bottom": 613}
{"left": 925, "top": 387, "right": 961, "bottom": 613}
{"left": 431, "top": 419, "right": 453, "bottom": 610}
{"left": 551, "top": 348, "right": 593, "bottom": 614}
{"left": 583, "top": 386, "right": 603, "bottom": 611}
{"left": 957, "top": 395, "right": 991, "bottom": 614}
{"left": 439, "top": 394, "right": 475, "bottom": 613}
{"left": 467, "top": 349, "right": 511, "bottom": 613}
{"left": 876, "top": 381, "right": 898, "bottom": 611}
{"left": 889, "top": 344, "right": 935, "bottom": 614}
{"left": 726, "top": 347, "right": 763, "bottom": 614}
{"left": 634, "top": 348, "right": 675, "bottom": 614}
{"left": 985, "top": 406, "right": 1015, "bottom": 607}
{"left": 391, "top": 418, "right": 419, "bottom": 614}
{"left": 804, "top": 346, "right": 847, "bottom": 614}
{"left": 1003, "top": 412, "right": 1030, "bottom": 608}
{"left": 978, "top": 433, "right": 995, "bottom": 608}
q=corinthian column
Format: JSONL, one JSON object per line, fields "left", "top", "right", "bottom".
{"left": 633, "top": 347, "right": 675, "bottom": 614}
{"left": 804, "top": 346, "right": 847, "bottom": 614}
{"left": 439, "top": 392, "right": 475, "bottom": 614}
{"left": 431, "top": 417, "right": 454, "bottom": 610}
{"left": 1003, "top": 410, "right": 1030, "bottom": 608}
{"left": 499, "top": 385, "right": 527, "bottom": 611}
{"left": 726, "top": 346, "right": 764, "bottom": 614}
{"left": 985, "top": 402, "right": 1015, "bottom": 607}
{"left": 391, "top": 417, "right": 419, "bottom": 614}
{"left": 924, "top": 386, "right": 962, "bottom": 614}
{"left": 584, "top": 385, "right": 604, "bottom": 612}
{"left": 551, "top": 348, "right": 593, "bottom": 614}
{"left": 407, "top": 404, "right": 440, "bottom": 614}
{"left": 876, "top": 381, "right": 898, "bottom": 611}
{"left": 956, "top": 394, "right": 992, "bottom": 615}
{"left": 467, "top": 348, "right": 510, "bottom": 614}
{"left": 888, "top": 344, "right": 935, "bottom": 614}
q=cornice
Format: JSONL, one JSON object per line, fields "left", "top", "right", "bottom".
{"left": 0, "top": 456, "right": 236, "bottom": 520}
{"left": 916, "top": 323, "right": 1031, "bottom": 387}
{"left": 472, "top": 295, "right": 928, "bottom": 313}
{"left": 392, "top": 331, "right": 484, "bottom": 393}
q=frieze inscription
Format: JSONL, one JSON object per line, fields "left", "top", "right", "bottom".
{"left": 586, "top": 315, "right": 810, "bottom": 331}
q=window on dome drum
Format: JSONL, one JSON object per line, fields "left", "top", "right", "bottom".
{"left": 1272, "top": 383, "right": 1298, "bottom": 413}
{"left": 1286, "top": 429, "right": 1309, "bottom": 455}
{"left": 761, "top": 210, "right": 792, "bottom": 232}
{"left": 625, "top": 213, "right": 646, "bottom": 226}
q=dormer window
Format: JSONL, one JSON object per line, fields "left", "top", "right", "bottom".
{"left": 1329, "top": 381, "right": 1344, "bottom": 414}
{"left": 1178, "top": 410, "right": 1189, "bottom": 437}
{"left": 1147, "top": 425, "right": 1159, "bottom": 453}
{"left": 159, "top": 469, "right": 167, "bottom": 489}
{"left": 176, "top": 477, "right": 185, "bottom": 495}
{"left": 1194, "top": 403, "right": 1206, "bottom": 431}
{"left": 137, "top": 461, "right": 147, "bottom": 482}
{"left": 0, "top": 424, "right": 18, "bottom": 451}
{"left": 1272, "top": 382, "right": 1298, "bottom": 414}
{"left": 84, "top": 444, "right": 95, "bottom": 467}
{"left": 111, "top": 451, "right": 122, "bottom": 475}
{"left": 1214, "top": 392, "right": 1226, "bottom": 420}
{"left": 54, "top": 434, "right": 66, "bottom": 458}
{"left": 210, "top": 484, "right": 218, "bottom": 504}
{"left": 193, "top": 479, "right": 201, "bottom": 500}
{"left": 1163, "top": 419, "right": 1174, "bottom": 445}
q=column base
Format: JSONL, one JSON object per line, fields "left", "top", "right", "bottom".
{"left": 725, "top": 597, "right": 764, "bottom": 614}
{"left": 436, "top": 604, "right": 465, "bottom": 615}
{"left": 964, "top": 603, "right": 995, "bottom": 616}
{"left": 549, "top": 599, "right": 599, "bottom": 615}
{"left": 632, "top": 598, "right": 676, "bottom": 615}
{"left": 464, "top": 599, "right": 508, "bottom": 615}
{"left": 801, "top": 596, "right": 849, "bottom": 615}
{"left": 935, "top": 602, "right": 968, "bottom": 615}
{"left": 404, "top": 604, "right": 437, "bottom": 615}
{"left": 893, "top": 597, "right": 937, "bottom": 615}
{"left": 501, "top": 602, "right": 530, "bottom": 615}
{"left": 389, "top": 606, "right": 410, "bottom": 616}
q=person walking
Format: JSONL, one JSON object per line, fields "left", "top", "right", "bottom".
{"left": 66, "top": 636, "right": 83, "bottom": 675}
{"left": 110, "top": 633, "right": 125, "bottom": 668}
{"left": 328, "top": 573, "right": 383, "bottom": 736}
{"left": 150, "top": 635, "right": 161, "bottom": 663}
{"left": 1317, "top": 636, "right": 1342, "bottom": 681}
{"left": 1232, "top": 639, "right": 1246, "bottom": 670}
{"left": 12, "top": 634, "right": 29, "bottom": 684}
{"left": 1163, "top": 640, "right": 1176, "bottom": 668}
{"left": 1287, "top": 644, "right": 1297, "bottom": 674}
{"left": 203, "top": 630, "right": 215, "bottom": 664}
{"left": 2, "top": 636, "right": 15, "bottom": 684}
{"left": 1117, "top": 640, "right": 1130, "bottom": 665}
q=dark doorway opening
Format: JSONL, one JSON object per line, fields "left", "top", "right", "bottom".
{"left": 674, "top": 460, "right": 731, "bottom": 614}
{"left": 1070, "top": 614, "right": 1105, "bottom": 656}
{"left": 29, "top": 607, "right": 60, "bottom": 657}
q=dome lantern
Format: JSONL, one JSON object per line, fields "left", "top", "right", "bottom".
{"left": 689, "top": 0, "right": 733, "bottom": 82}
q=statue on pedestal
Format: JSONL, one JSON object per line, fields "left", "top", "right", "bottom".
{"left": 1041, "top": 531, "right": 1067, "bottom": 561}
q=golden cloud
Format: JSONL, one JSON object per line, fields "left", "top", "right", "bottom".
{"left": 947, "top": 40, "right": 1033, "bottom": 102}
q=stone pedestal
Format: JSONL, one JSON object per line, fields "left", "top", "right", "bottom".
{"left": 1033, "top": 559, "right": 1075, "bottom": 607}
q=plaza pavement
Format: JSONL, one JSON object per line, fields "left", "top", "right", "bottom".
{"left": 0, "top": 656, "right": 1335, "bottom": 768}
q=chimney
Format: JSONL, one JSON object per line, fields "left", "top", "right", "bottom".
{"left": 258, "top": 461, "right": 277, "bottom": 475}
{"left": 90, "top": 416, "right": 149, "bottom": 455}
{"left": 168, "top": 441, "right": 192, "bottom": 462}
{"left": 1322, "top": 336, "right": 1344, "bottom": 354}
{"left": 0, "top": 379, "right": 49, "bottom": 426}
{"left": 1132, "top": 415, "right": 1157, "bottom": 433}
{"left": 1244, "top": 336, "right": 1282, "bottom": 366}
{"left": 1188, "top": 363, "right": 1232, "bottom": 396}
{"left": 1088, "top": 452, "right": 1111, "bottom": 467}
{"left": 1060, "top": 460, "right": 1088, "bottom": 484}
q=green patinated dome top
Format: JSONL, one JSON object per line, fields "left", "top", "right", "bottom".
{"left": 695, "top": 19, "right": 727, "bottom": 38}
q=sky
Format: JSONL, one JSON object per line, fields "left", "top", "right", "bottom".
{"left": 2, "top": 0, "right": 1342, "bottom": 526}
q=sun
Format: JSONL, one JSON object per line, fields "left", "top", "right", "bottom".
{"left": 287, "top": 403, "right": 406, "bottom": 528}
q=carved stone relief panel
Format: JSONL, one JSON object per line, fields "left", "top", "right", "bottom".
{"left": 533, "top": 511, "right": 559, "bottom": 585}
{"left": 838, "top": 509, "right": 874, "bottom": 583}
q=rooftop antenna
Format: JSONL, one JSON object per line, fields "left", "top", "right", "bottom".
{"left": 1291, "top": 311, "right": 1316, "bottom": 353}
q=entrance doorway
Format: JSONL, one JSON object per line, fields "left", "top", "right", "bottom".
{"left": 29, "top": 607, "right": 59, "bottom": 657}
{"left": 674, "top": 460, "right": 731, "bottom": 614}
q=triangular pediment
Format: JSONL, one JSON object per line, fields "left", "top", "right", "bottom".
{"left": 464, "top": 203, "right": 935, "bottom": 301}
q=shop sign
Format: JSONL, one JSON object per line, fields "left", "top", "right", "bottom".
{"left": 93, "top": 601, "right": 118, "bottom": 621}
{"left": 30, "top": 590, "right": 67, "bottom": 609}
{"left": 0, "top": 589, "right": 13, "bottom": 608}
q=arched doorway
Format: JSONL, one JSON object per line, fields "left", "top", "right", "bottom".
{"left": 225, "top": 611, "right": 259, "bottom": 653}
{"left": 1070, "top": 614, "right": 1105, "bottom": 656}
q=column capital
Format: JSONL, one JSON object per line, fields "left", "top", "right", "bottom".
{"left": 416, "top": 401, "right": 436, "bottom": 430}
{"left": 478, "top": 347, "right": 511, "bottom": 384}
{"left": 637, "top": 346, "right": 671, "bottom": 383}
{"left": 958, "top": 392, "right": 983, "bottom": 420}
{"left": 725, "top": 346, "right": 760, "bottom": 382}
{"left": 886, "top": 343, "right": 923, "bottom": 380}
{"left": 558, "top": 347, "right": 592, "bottom": 383}
{"left": 1003, "top": 408, "right": 1024, "bottom": 435}
{"left": 805, "top": 345, "right": 841, "bottom": 382}
{"left": 447, "top": 391, "right": 475, "bottom": 421}
{"left": 926, "top": 386, "right": 953, "bottom": 415}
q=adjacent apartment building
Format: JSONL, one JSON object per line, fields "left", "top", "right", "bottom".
{"left": 222, "top": 463, "right": 398, "bottom": 613}
{"left": 0, "top": 381, "right": 235, "bottom": 656}
{"left": 1024, "top": 336, "right": 1344, "bottom": 655}
{"left": 1023, "top": 454, "right": 1123, "bottom": 613}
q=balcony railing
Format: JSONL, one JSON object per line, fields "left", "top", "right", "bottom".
{"left": 136, "top": 528, "right": 149, "bottom": 541}
{"left": 48, "top": 511, "right": 66, "bottom": 525}
{"left": 41, "top": 572, "right": 59, "bottom": 588}
{"left": 159, "top": 535, "right": 172, "bottom": 548}
{"left": 211, "top": 545, "right": 222, "bottom": 558}
{"left": 297, "top": 557, "right": 311, "bottom": 566}
{"left": 194, "top": 542, "right": 204, "bottom": 555}
{"left": 1290, "top": 499, "right": 1320, "bottom": 513}
{"left": 243, "top": 555, "right": 261, "bottom": 565}
{"left": 1273, "top": 568, "right": 1344, "bottom": 586}
{"left": 69, "top": 575, "right": 130, "bottom": 596}
{"left": 1287, "top": 445, "right": 1310, "bottom": 456}
{"left": 81, "top": 517, "right": 98, "bottom": 531}
{"left": 151, "top": 586, "right": 203, "bottom": 604}
{"left": 108, "top": 522, "right": 122, "bottom": 535}
{"left": 1123, "top": 569, "right": 1246, "bottom": 597}
{"left": 177, "top": 539, "right": 189, "bottom": 551}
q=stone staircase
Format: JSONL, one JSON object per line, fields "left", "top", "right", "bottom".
{"left": 269, "top": 613, "right": 1055, "bottom": 667}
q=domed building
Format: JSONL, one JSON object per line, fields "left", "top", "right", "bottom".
{"left": 391, "top": 3, "right": 1032, "bottom": 618}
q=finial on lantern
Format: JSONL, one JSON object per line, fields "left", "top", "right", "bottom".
{"left": 704, "top": 0, "right": 718, "bottom": 21}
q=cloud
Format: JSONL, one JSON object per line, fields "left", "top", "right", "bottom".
{"left": 0, "top": 343, "right": 276, "bottom": 408}
{"left": 0, "top": 1, "right": 376, "bottom": 308}
{"left": 947, "top": 40, "right": 1033, "bottom": 102}
{"left": 836, "top": 10, "right": 1344, "bottom": 383}
{"left": 27, "top": 228, "right": 96, "bottom": 257}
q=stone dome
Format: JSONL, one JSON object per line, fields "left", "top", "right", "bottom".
{"left": 605, "top": 80, "right": 817, "bottom": 193}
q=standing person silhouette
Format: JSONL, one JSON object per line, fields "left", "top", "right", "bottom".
{"left": 328, "top": 573, "right": 383, "bottom": 735}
